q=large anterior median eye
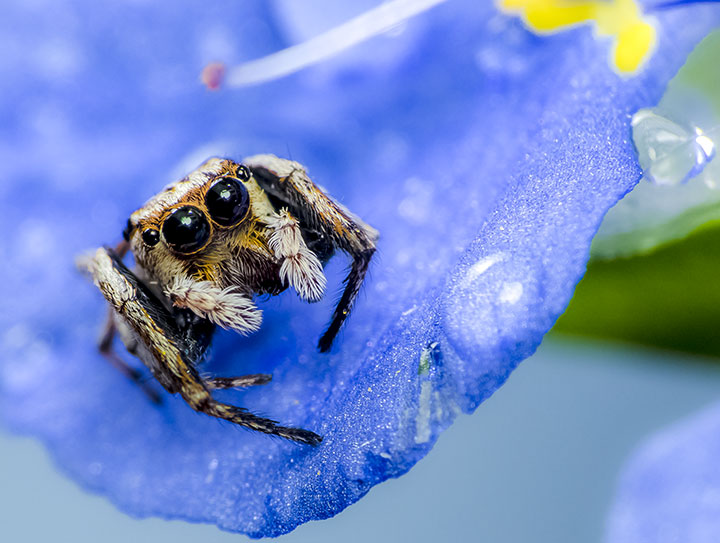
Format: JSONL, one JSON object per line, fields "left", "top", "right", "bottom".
{"left": 205, "top": 176, "right": 250, "bottom": 226}
{"left": 162, "top": 205, "right": 211, "bottom": 254}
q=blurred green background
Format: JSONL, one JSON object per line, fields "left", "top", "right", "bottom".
{"left": 555, "top": 222, "right": 720, "bottom": 359}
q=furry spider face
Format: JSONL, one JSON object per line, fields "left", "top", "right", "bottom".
{"left": 82, "top": 154, "right": 378, "bottom": 444}
{"left": 125, "top": 159, "right": 292, "bottom": 307}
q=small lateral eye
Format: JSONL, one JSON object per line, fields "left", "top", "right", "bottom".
{"left": 162, "top": 206, "right": 211, "bottom": 254}
{"left": 205, "top": 176, "right": 250, "bottom": 226}
{"left": 235, "top": 164, "right": 250, "bottom": 180}
{"left": 141, "top": 228, "right": 159, "bottom": 247}
{"left": 122, "top": 219, "right": 133, "bottom": 242}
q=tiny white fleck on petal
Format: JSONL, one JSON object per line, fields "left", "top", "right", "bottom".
{"left": 499, "top": 281, "right": 523, "bottom": 304}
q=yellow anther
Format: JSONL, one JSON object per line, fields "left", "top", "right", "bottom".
{"left": 612, "top": 20, "right": 656, "bottom": 73}
{"left": 499, "top": 0, "right": 657, "bottom": 74}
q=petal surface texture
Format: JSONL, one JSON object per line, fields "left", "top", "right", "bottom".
{"left": 0, "top": 0, "right": 717, "bottom": 537}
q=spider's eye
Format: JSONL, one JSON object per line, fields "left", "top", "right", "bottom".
{"left": 205, "top": 177, "right": 250, "bottom": 226}
{"left": 122, "top": 219, "right": 133, "bottom": 242}
{"left": 162, "top": 206, "right": 211, "bottom": 254}
{"left": 141, "top": 228, "right": 159, "bottom": 247}
{"left": 235, "top": 164, "right": 250, "bottom": 180}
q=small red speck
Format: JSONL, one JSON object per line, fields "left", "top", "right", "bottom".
{"left": 202, "top": 62, "right": 226, "bottom": 90}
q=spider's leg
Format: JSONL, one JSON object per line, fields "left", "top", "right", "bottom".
{"left": 317, "top": 247, "right": 374, "bottom": 352}
{"left": 173, "top": 360, "right": 320, "bottom": 445}
{"left": 205, "top": 374, "right": 272, "bottom": 389}
{"left": 98, "top": 303, "right": 162, "bottom": 403}
{"left": 86, "top": 247, "right": 214, "bottom": 395}
{"left": 247, "top": 154, "right": 378, "bottom": 351}
{"left": 87, "top": 247, "right": 321, "bottom": 445}
{"left": 193, "top": 399, "right": 322, "bottom": 445}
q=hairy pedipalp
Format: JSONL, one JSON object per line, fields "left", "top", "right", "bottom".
{"left": 165, "top": 277, "right": 262, "bottom": 334}
{"left": 267, "top": 209, "right": 326, "bottom": 302}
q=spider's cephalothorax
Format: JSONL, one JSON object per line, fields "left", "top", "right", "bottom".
{"left": 83, "top": 155, "right": 378, "bottom": 445}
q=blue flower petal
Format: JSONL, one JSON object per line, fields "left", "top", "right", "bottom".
{"left": 0, "top": 0, "right": 717, "bottom": 537}
{"left": 607, "top": 402, "right": 720, "bottom": 543}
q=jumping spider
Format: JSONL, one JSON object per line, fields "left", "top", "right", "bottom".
{"left": 82, "top": 155, "right": 378, "bottom": 445}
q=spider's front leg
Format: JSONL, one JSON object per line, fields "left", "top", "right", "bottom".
{"left": 317, "top": 245, "right": 375, "bottom": 352}
{"left": 85, "top": 247, "right": 322, "bottom": 445}
{"left": 97, "top": 308, "right": 162, "bottom": 404}
{"left": 246, "top": 154, "right": 379, "bottom": 352}
{"left": 204, "top": 374, "right": 272, "bottom": 389}
{"left": 83, "top": 247, "right": 215, "bottom": 393}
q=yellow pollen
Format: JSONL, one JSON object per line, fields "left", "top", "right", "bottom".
{"left": 499, "top": 0, "right": 657, "bottom": 74}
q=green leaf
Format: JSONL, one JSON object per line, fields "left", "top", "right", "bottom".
{"left": 553, "top": 221, "right": 720, "bottom": 358}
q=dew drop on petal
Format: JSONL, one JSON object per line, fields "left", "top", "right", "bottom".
{"left": 631, "top": 108, "right": 717, "bottom": 187}
{"left": 630, "top": 29, "right": 720, "bottom": 189}
{"left": 593, "top": 30, "right": 720, "bottom": 258}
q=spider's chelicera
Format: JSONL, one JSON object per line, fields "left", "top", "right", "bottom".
{"left": 82, "top": 155, "right": 378, "bottom": 445}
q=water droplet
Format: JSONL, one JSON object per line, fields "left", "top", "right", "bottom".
{"left": 632, "top": 108, "right": 717, "bottom": 187}
{"left": 593, "top": 30, "right": 720, "bottom": 258}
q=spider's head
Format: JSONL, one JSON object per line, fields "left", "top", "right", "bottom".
{"left": 123, "top": 158, "right": 274, "bottom": 285}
